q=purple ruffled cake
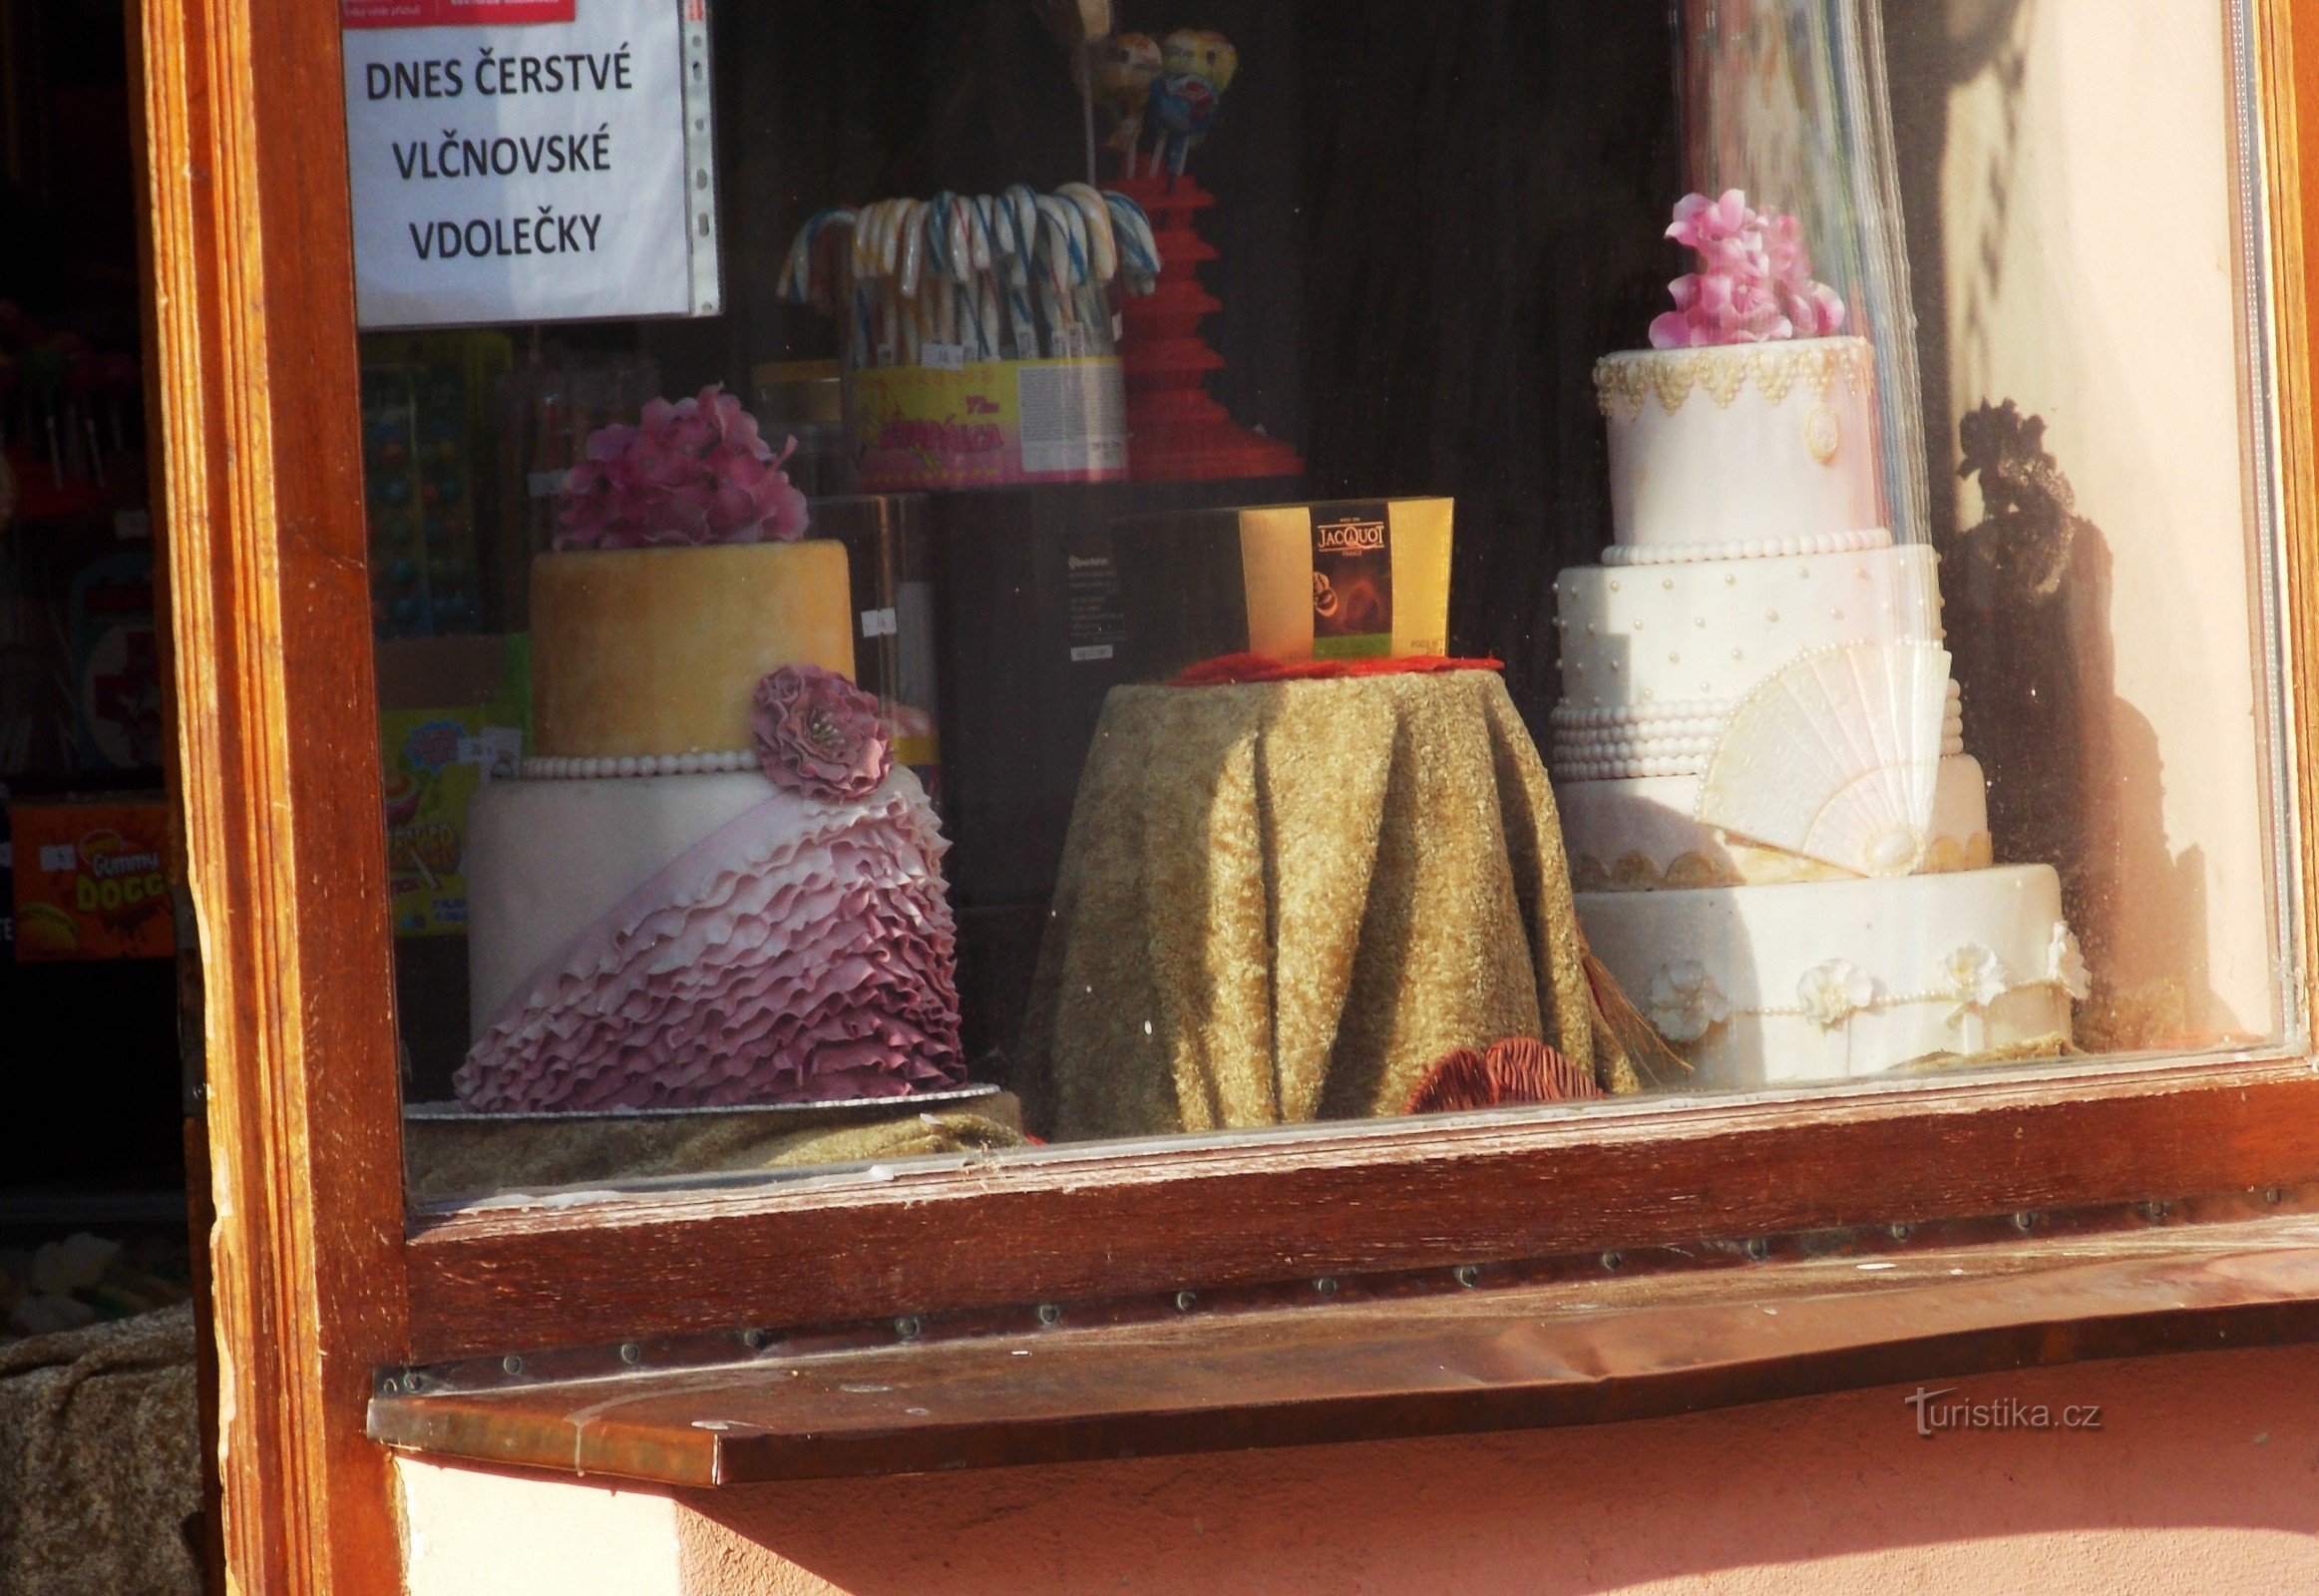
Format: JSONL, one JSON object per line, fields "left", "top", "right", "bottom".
{"left": 458, "top": 659, "right": 966, "bottom": 1112}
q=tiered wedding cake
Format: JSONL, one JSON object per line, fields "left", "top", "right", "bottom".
{"left": 456, "top": 386, "right": 964, "bottom": 1111}
{"left": 1550, "top": 194, "right": 2083, "bottom": 1088}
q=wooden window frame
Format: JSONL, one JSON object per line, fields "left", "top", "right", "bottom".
{"left": 138, "top": 0, "right": 2319, "bottom": 1588}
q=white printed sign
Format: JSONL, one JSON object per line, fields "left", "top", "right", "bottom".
{"left": 340, "top": 0, "right": 719, "bottom": 328}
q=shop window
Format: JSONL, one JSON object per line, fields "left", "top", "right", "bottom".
{"left": 337, "top": 3, "right": 2298, "bottom": 1219}
{"left": 143, "top": 0, "right": 2319, "bottom": 1409}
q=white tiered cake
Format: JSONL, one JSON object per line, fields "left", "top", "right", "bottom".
{"left": 1552, "top": 328, "right": 2082, "bottom": 1088}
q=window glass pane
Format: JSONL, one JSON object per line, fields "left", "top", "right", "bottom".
{"left": 343, "top": 0, "right": 2298, "bottom": 1208}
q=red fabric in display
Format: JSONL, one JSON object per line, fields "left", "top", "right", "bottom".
{"left": 1169, "top": 653, "right": 1504, "bottom": 687}
{"left": 1404, "top": 1037, "right": 1602, "bottom": 1115}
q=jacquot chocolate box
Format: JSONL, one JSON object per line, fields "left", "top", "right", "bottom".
{"left": 1106, "top": 498, "right": 1453, "bottom": 681}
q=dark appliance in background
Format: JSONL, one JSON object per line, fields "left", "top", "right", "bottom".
{"left": 925, "top": 477, "right": 1292, "bottom": 1069}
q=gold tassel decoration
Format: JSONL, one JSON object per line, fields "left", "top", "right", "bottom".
{"left": 1582, "top": 947, "right": 1688, "bottom": 1094}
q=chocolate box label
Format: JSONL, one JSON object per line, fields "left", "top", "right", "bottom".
{"left": 1312, "top": 505, "right": 1393, "bottom": 659}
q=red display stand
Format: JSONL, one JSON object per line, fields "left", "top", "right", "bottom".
{"left": 1109, "top": 176, "right": 1304, "bottom": 483}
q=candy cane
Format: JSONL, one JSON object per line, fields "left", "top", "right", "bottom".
{"left": 967, "top": 200, "right": 1006, "bottom": 361}
{"left": 899, "top": 198, "right": 930, "bottom": 300}
{"left": 779, "top": 207, "right": 852, "bottom": 303}
{"left": 1025, "top": 211, "right": 1065, "bottom": 356}
{"left": 1101, "top": 191, "right": 1158, "bottom": 293}
{"left": 850, "top": 278, "right": 874, "bottom": 368}
{"left": 1058, "top": 184, "right": 1117, "bottom": 284}
{"left": 991, "top": 194, "right": 1039, "bottom": 358}
{"left": 851, "top": 198, "right": 885, "bottom": 280}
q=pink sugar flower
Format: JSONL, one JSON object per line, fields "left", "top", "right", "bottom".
{"left": 752, "top": 664, "right": 892, "bottom": 803}
{"left": 556, "top": 384, "right": 811, "bottom": 551}
{"left": 1649, "top": 190, "right": 1847, "bottom": 349}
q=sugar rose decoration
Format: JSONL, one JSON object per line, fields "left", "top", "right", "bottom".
{"left": 1943, "top": 943, "right": 2012, "bottom": 1022}
{"left": 2047, "top": 923, "right": 2092, "bottom": 1002}
{"left": 1796, "top": 958, "right": 1880, "bottom": 1030}
{"left": 556, "top": 384, "right": 810, "bottom": 551}
{"left": 752, "top": 664, "right": 892, "bottom": 802}
{"left": 1650, "top": 189, "right": 1847, "bottom": 350}
{"left": 1647, "top": 960, "right": 1732, "bottom": 1044}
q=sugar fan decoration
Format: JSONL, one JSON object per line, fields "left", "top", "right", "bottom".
{"left": 1695, "top": 639, "right": 1951, "bottom": 878}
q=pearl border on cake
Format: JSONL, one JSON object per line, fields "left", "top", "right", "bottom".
{"left": 1549, "top": 682, "right": 1964, "bottom": 782}
{"left": 521, "top": 749, "right": 758, "bottom": 780}
{"left": 1551, "top": 727, "right": 1965, "bottom": 783}
{"left": 1601, "top": 527, "right": 1892, "bottom": 567}
{"left": 1633, "top": 923, "right": 2089, "bottom": 1045}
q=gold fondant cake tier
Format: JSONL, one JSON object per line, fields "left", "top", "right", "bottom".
{"left": 530, "top": 541, "right": 856, "bottom": 758}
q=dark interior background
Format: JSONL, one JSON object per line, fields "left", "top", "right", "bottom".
{"left": 389, "top": 1, "right": 1688, "bottom": 1096}
{"left": 0, "top": 0, "right": 187, "bottom": 1250}
{"left": 688, "top": 0, "right": 1683, "bottom": 711}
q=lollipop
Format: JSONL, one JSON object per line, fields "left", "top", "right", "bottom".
{"left": 1095, "top": 33, "right": 1161, "bottom": 170}
{"left": 1163, "top": 27, "right": 1238, "bottom": 92}
{"left": 1147, "top": 30, "right": 1238, "bottom": 177}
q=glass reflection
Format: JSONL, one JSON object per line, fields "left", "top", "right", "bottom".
{"left": 365, "top": 1, "right": 2292, "bottom": 1205}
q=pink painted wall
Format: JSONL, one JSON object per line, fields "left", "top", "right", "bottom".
{"left": 669, "top": 1343, "right": 2319, "bottom": 1594}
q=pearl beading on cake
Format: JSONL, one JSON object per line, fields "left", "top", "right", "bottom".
{"left": 1549, "top": 543, "right": 1947, "bottom": 713}
{"left": 1548, "top": 690, "right": 1963, "bottom": 734}
{"left": 521, "top": 750, "right": 758, "bottom": 780}
{"left": 1601, "top": 528, "right": 1891, "bottom": 567}
{"left": 1550, "top": 699, "right": 1731, "bottom": 730}
{"left": 1550, "top": 688, "right": 1963, "bottom": 782}
{"left": 1552, "top": 730, "right": 1965, "bottom": 783}
{"left": 1638, "top": 927, "right": 2087, "bottom": 1046}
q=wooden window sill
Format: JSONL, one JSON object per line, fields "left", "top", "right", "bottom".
{"left": 367, "top": 1198, "right": 2319, "bottom": 1487}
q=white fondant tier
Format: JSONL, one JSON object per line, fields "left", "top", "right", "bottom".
{"left": 1560, "top": 755, "right": 1992, "bottom": 891}
{"left": 1552, "top": 542, "right": 1942, "bottom": 712}
{"left": 1595, "top": 336, "right": 1881, "bottom": 550}
{"left": 467, "top": 769, "right": 777, "bottom": 1029}
{"left": 1577, "top": 865, "right": 2077, "bottom": 1090}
